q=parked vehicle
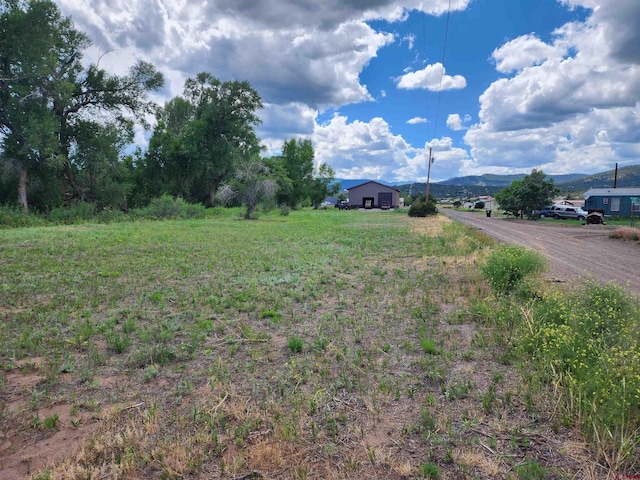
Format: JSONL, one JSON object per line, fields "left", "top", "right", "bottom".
{"left": 337, "top": 201, "right": 352, "bottom": 210}
{"left": 380, "top": 201, "right": 390, "bottom": 210}
{"left": 552, "top": 205, "right": 587, "bottom": 220}
{"left": 536, "top": 206, "right": 555, "bottom": 218}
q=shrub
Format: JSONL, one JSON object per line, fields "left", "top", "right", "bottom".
{"left": 133, "top": 195, "right": 206, "bottom": 220}
{"left": 48, "top": 202, "right": 97, "bottom": 224}
{"left": 408, "top": 201, "right": 437, "bottom": 217}
{"left": 610, "top": 227, "right": 640, "bottom": 241}
{"left": 280, "top": 204, "right": 291, "bottom": 216}
{"left": 481, "top": 245, "right": 545, "bottom": 295}
{"left": 0, "top": 205, "right": 47, "bottom": 228}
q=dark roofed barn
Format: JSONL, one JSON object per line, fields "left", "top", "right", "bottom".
{"left": 347, "top": 181, "right": 400, "bottom": 209}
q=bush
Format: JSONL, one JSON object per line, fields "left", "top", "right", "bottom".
{"left": 132, "top": 196, "right": 206, "bottom": 220}
{"left": 48, "top": 202, "right": 97, "bottom": 224}
{"left": 610, "top": 227, "right": 640, "bottom": 241}
{"left": 280, "top": 204, "right": 291, "bottom": 216}
{"left": 408, "top": 201, "right": 437, "bottom": 217}
{"left": 0, "top": 205, "right": 47, "bottom": 228}
{"left": 482, "top": 245, "right": 545, "bottom": 295}
{"left": 95, "top": 208, "right": 127, "bottom": 224}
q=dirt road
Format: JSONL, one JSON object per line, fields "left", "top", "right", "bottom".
{"left": 441, "top": 208, "right": 640, "bottom": 298}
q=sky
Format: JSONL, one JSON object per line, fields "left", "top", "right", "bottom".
{"left": 52, "top": 0, "right": 640, "bottom": 184}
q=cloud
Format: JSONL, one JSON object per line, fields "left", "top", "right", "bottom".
{"left": 313, "top": 114, "right": 418, "bottom": 181}
{"left": 466, "top": 0, "right": 640, "bottom": 175}
{"left": 407, "top": 117, "right": 427, "bottom": 124}
{"left": 491, "top": 34, "right": 558, "bottom": 73}
{"left": 401, "top": 33, "right": 416, "bottom": 49}
{"left": 311, "top": 114, "right": 469, "bottom": 182}
{"left": 561, "top": 0, "right": 640, "bottom": 64}
{"left": 446, "top": 114, "right": 462, "bottom": 131}
{"left": 396, "top": 63, "right": 467, "bottom": 91}
{"left": 257, "top": 103, "right": 319, "bottom": 154}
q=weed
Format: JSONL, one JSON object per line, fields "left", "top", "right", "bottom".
{"left": 514, "top": 460, "right": 546, "bottom": 480}
{"left": 420, "top": 337, "right": 439, "bottom": 355}
{"left": 287, "top": 336, "right": 304, "bottom": 353}
{"left": 419, "top": 406, "right": 437, "bottom": 433}
{"left": 418, "top": 462, "right": 440, "bottom": 479}
{"left": 443, "top": 380, "right": 473, "bottom": 400}
{"left": 482, "top": 245, "right": 545, "bottom": 295}
{"left": 481, "top": 385, "right": 497, "bottom": 414}
{"left": 43, "top": 414, "right": 59, "bottom": 429}
{"left": 105, "top": 331, "right": 130, "bottom": 354}
{"left": 142, "top": 364, "right": 159, "bottom": 382}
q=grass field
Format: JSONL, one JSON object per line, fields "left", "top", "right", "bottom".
{"left": 0, "top": 208, "right": 634, "bottom": 479}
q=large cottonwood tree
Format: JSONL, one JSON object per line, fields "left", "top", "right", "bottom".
{"left": 143, "top": 73, "right": 263, "bottom": 205}
{"left": 0, "top": 0, "right": 163, "bottom": 213}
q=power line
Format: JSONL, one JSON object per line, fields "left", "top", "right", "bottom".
{"left": 432, "top": 0, "right": 453, "bottom": 139}
{"left": 423, "top": 0, "right": 454, "bottom": 197}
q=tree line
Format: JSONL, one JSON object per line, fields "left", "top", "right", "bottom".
{"left": 0, "top": 0, "right": 338, "bottom": 219}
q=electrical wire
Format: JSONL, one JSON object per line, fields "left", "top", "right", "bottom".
{"left": 432, "top": 0, "right": 454, "bottom": 139}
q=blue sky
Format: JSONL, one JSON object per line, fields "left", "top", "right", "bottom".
{"left": 53, "top": 0, "right": 640, "bottom": 183}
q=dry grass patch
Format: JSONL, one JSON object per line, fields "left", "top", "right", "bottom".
{"left": 610, "top": 226, "right": 640, "bottom": 241}
{"left": 409, "top": 213, "right": 452, "bottom": 237}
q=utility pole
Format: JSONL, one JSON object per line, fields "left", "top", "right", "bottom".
{"left": 425, "top": 147, "right": 434, "bottom": 201}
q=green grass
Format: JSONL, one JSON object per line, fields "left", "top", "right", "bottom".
{"left": 0, "top": 208, "right": 635, "bottom": 479}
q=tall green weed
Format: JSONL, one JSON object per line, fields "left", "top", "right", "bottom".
{"left": 482, "top": 245, "right": 545, "bottom": 295}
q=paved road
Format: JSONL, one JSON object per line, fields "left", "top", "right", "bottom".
{"left": 441, "top": 208, "right": 640, "bottom": 298}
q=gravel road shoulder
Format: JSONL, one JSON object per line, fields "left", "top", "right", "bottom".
{"left": 441, "top": 208, "right": 640, "bottom": 299}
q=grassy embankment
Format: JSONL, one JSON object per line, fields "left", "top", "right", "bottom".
{"left": 0, "top": 208, "right": 637, "bottom": 479}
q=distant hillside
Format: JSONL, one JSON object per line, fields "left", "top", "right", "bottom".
{"left": 394, "top": 182, "right": 502, "bottom": 199}
{"left": 556, "top": 165, "right": 640, "bottom": 192}
{"left": 438, "top": 173, "right": 586, "bottom": 187}
{"left": 337, "top": 166, "right": 640, "bottom": 200}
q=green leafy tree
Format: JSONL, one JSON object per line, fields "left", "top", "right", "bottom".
{"left": 0, "top": 0, "right": 83, "bottom": 213}
{"left": 310, "top": 163, "right": 340, "bottom": 208}
{"left": 263, "top": 155, "right": 293, "bottom": 207}
{"left": 0, "top": 0, "right": 163, "bottom": 214}
{"left": 496, "top": 169, "right": 558, "bottom": 218}
{"left": 495, "top": 180, "right": 525, "bottom": 217}
{"left": 55, "top": 61, "right": 163, "bottom": 204}
{"left": 143, "top": 73, "right": 263, "bottom": 205}
{"left": 71, "top": 120, "right": 134, "bottom": 210}
{"left": 280, "top": 138, "right": 314, "bottom": 208}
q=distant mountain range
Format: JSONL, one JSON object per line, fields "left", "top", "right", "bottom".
{"left": 437, "top": 173, "right": 586, "bottom": 186}
{"left": 334, "top": 179, "right": 394, "bottom": 190}
{"left": 335, "top": 165, "right": 640, "bottom": 199}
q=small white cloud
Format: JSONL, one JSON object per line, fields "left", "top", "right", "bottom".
{"left": 402, "top": 33, "right": 416, "bottom": 50}
{"left": 446, "top": 114, "right": 463, "bottom": 131}
{"left": 396, "top": 62, "right": 466, "bottom": 91}
{"left": 491, "top": 34, "right": 558, "bottom": 73}
{"left": 407, "top": 117, "right": 427, "bottom": 125}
